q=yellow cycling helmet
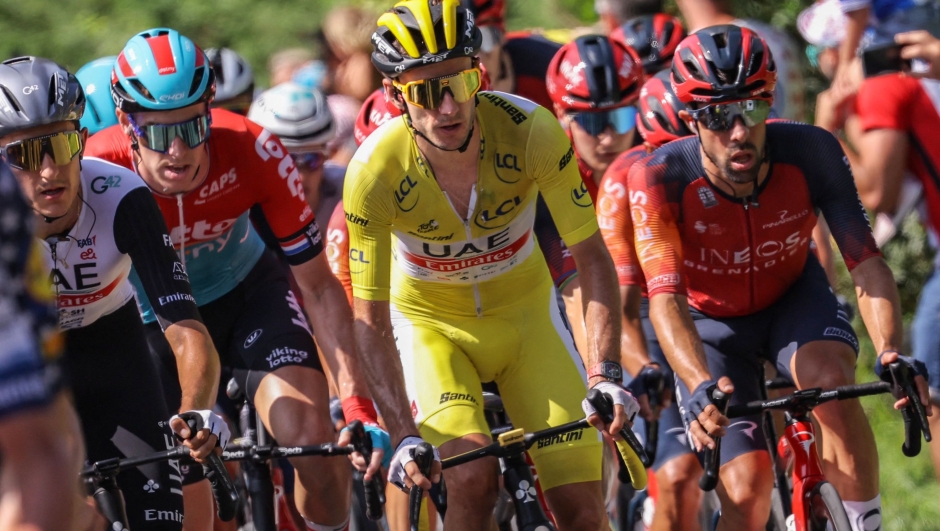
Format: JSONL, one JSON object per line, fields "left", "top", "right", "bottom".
{"left": 371, "top": 0, "right": 483, "bottom": 78}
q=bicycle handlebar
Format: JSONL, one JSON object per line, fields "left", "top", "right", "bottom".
{"left": 347, "top": 420, "right": 385, "bottom": 521}
{"left": 699, "top": 387, "right": 729, "bottom": 492}
{"left": 585, "top": 389, "right": 649, "bottom": 489}
{"left": 409, "top": 442, "right": 434, "bottom": 531}
{"left": 886, "top": 361, "right": 932, "bottom": 456}
{"left": 178, "top": 412, "right": 239, "bottom": 522}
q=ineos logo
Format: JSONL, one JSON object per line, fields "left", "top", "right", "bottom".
{"left": 22, "top": 85, "right": 39, "bottom": 95}
{"left": 244, "top": 329, "right": 263, "bottom": 348}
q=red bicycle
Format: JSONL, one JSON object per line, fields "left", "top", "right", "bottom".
{"left": 700, "top": 361, "right": 931, "bottom": 531}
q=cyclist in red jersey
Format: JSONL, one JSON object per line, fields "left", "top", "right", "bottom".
{"left": 819, "top": 67, "right": 940, "bottom": 492}
{"left": 630, "top": 25, "right": 929, "bottom": 531}
{"left": 599, "top": 69, "right": 700, "bottom": 531}
{"left": 85, "top": 29, "right": 387, "bottom": 531}
{"left": 544, "top": 34, "right": 645, "bottom": 357}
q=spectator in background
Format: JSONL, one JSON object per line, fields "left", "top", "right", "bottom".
{"left": 898, "top": 29, "right": 940, "bottom": 78}
{"left": 595, "top": 0, "right": 664, "bottom": 33}
{"left": 676, "top": 0, "right": 806, "bottom": 121}
{"left": 815, "top": 13, "right": 940, "bottom": 500}
{"left": 318, "top": 6, "right": 381, "bottom": 102}
{"left": 798, "top": 0, "right": 849, "bottom": 80}
{"left": 268, "top": 47, "right": 314, "bottom": 86}
{"left": 325, "top": 94, "right": 361, "bottom": 166}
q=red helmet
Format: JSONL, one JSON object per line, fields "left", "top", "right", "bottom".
{"left": 637, "top": 70, "right": 692, "bottom": 147}
{"left": 612, "top": 14, "right": 686, "bottom": 74}
{"left": 353, "top": 89, "right": 403, "bottom": 146}
{"left": 670, "top": 24, "right": 776, "bottom": 106}
{"left": 546, "top": 35, "right": 645, "bottom": 112}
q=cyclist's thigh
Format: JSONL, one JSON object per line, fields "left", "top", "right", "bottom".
{"left": 912, "top": 268, "right": 940, "bottom": 395}
{"left": 493, "top": 282, "right": 602, "bottom": 491}
{"left": 66, "top": 302, "right": 184, "bottom": 531}
{"left": 675, "top": 310, "right": 769, "bottom": 466}
{"left": 228, "top": 253, "right": 323, "bottom": 403}
{"left": 391, "top": 308, "right": 490, "bottom": 448}
{"left": 766, "top": 256, "right": 859, "bottom": 382}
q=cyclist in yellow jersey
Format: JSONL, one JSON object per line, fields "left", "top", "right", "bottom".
{"left": 345, "top": 1, "right": 639, "bottom": 530}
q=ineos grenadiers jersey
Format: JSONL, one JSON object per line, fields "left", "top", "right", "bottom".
{"left": 598, "top": 145, "right": 648, "bottom": 288}
{"left": 628, "top": 123, "right": 880, "bottom": 317}
{"left": 38, "top": 158, "right": 200, "bottom": 330}
{"left": 86, "top": 109, "right": 323, "bottom": 321}
{"left": 343, "top": 92, "right": 598, "bottom": 315}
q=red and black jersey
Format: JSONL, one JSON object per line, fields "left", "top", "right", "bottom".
{"left": 856, "top": 74, "right": 940, "bottom": 235}
{"left": 628, "top": 122, "right": 880, "bottom": 317}
{"left": 503, "top": 31, "right": 562, "bottom": 110}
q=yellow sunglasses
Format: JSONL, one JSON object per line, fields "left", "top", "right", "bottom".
{"left": 393, "top": 67, "right": 482, "bottom": 109}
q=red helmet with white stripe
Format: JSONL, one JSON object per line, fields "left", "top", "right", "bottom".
{"left": 354, "top": 89, "right": 404, "bottom": 146}
{"left": 670, "top": 24, "right": 776, "bottom": 107}
{"left": 546, "top": 35, "right": 645, "bottom": 112}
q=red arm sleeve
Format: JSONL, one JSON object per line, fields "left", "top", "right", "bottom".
{"left": 326, "top": 201, "right": 353, "bottom": 306}
{"left": 627, "top": 156, "right": 686, "bottom": 296}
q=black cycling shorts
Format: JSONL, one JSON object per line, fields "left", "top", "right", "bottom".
{"left": 65, "top": 301, "right": 184, "bottom": 531}
{"left": 672, "top": 255, "right": 858, "bottom": 466}
{"left": 148, "top": 249, "right": 322, "bottom": 413}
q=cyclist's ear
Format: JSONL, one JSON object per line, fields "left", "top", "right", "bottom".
{"left": 382, "top": 79, "right": 407, "bottom": 113}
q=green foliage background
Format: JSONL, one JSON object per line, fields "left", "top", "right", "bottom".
{"left": 5, "top": 0, "right": 934, "bottom": 527}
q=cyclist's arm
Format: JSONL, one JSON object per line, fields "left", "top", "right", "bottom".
{"left": 568, "top": 232, "right": 623, "bottom": 380}
{"left": 353, "top": 297, "right": 420, "bottom": 442}
{"left": 344, "top": 160, "right": 414, "bottom": 440}
{"left": 290, "top": 255, "right": 373, "bottom": 402}
{"left": 812, "top": 215, "right": 838, "bottom": 288}
{"left": 851, "top": 257, "right": 903, "bottom": 354}
{"left": 620, "top": 284, "right": 650, "bottom": 374}
{"left": 114, "top": 187, "right": 219, "bottom": 413}
{"left": 326, "top": 200, "right": 353, "bottom": 306}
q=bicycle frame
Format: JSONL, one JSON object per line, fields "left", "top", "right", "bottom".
{"left": 777, "top": 412, "right": 825, "bottom": 531}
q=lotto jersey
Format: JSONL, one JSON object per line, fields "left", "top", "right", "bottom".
{"left": 856, "top": 74, "right": 940, "bottom": 236}
{"left": 598, "top": 145, "right": 648, "bottom": 288}
{"left": 628, "top": 122, "right": 880, "bottom": 317}
{"left": 86, "top": 109, "right": 323, "bottom": 320}
{"left": 343, "top": 91, "right": 598, "bottom": 315}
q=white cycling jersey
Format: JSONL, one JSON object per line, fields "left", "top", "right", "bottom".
{"left": 39, "top": 158, "right": 199, "bottom": 330}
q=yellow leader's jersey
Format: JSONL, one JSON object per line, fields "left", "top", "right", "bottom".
{"left": 343, "top": 91, "right": 598, "bottom": 316}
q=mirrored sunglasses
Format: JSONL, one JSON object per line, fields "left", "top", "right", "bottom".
{"left": 688, "top": 99, "right": 772, "bottom": 132}
{"left": 2, "top": 131, "right": 83, "bottom": 171}
{"left": 394, "top": 68, "right": 482, "bottom": 110}
{"left": 570, "top": 106, "right": 638, "bottom": 136}
{"left": 128, "top": 113, "right": 212, "bottom": 153}
{"left": 290, "top": 151, "right": 327, "bottom": 171}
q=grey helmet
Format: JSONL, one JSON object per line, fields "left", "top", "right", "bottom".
{"left": 0, "top": 56, "right": 85, "bottom": 137}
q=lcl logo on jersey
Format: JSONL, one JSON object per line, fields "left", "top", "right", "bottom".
{"left": 394, "top": 175, "right": 419, "bottom": 212}
{"left": 494, "top": 152, "right": 521, "bottom": 184}
{"left": 571, "top": 182, "right": 592, "bottom": 208}
{"left": 474, "top": 196, "right": 522, "bottom": 229}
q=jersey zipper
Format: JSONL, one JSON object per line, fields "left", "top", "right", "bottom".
{"left": 742, "top": 198, "right": 756, "bottom": 310}
{"left": 175, "top": 194, "right": 188, "bottom": 271}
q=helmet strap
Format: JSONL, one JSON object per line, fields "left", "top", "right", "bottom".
{"left": 402, "top": 96, "right": 478, "bottom": 154}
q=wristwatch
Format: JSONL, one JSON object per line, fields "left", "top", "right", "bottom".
{"left": 588, "top": 361, "right": 623, "bottom": 383}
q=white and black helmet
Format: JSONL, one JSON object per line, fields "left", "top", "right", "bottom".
{"left": 0, "top": 56, "right": 85, "bottom": 137}
{"left": 248, "top": 82, "right": 335, "bottom": 151}
{"left": 205, "top": 47, "right": 254, "bottom": 103}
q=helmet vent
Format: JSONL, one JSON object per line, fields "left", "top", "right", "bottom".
{"left": 0, "top": 86, "right": 22, "bottom": 113}
{"left": 129, "top": 79, "right": 155, "bottom": 103}
{"left": 188, "top": 67, "right": 206, "bottom": 97}
{"left": 46, "top": 73, "right": 59, "bottom": 109}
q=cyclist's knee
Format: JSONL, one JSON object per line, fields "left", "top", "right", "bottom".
{"left": 443, "top": 456, "right": 499, "bottom": 510}
{"left": 792, "top": 342, "right": 856, "bottom": 390}
{"left": 545, "top": 482, "right": 605, "bottom": 531}
{"left": 655, "top": 455, "right": 702, "bottom": 503}
{"left": 717, "top": 453, "right": 773, "bottom": 530}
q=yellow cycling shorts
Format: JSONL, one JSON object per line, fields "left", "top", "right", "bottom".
{"left": 390, "top": 277, "right": 602, "bottom": 491}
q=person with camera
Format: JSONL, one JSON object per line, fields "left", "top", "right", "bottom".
{"left": 816, "top": 23, "right": 940, "bottom": 501}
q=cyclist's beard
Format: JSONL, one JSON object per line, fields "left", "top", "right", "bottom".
{"left": 703, "top": 141, "right": 764, "bottom": 184}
